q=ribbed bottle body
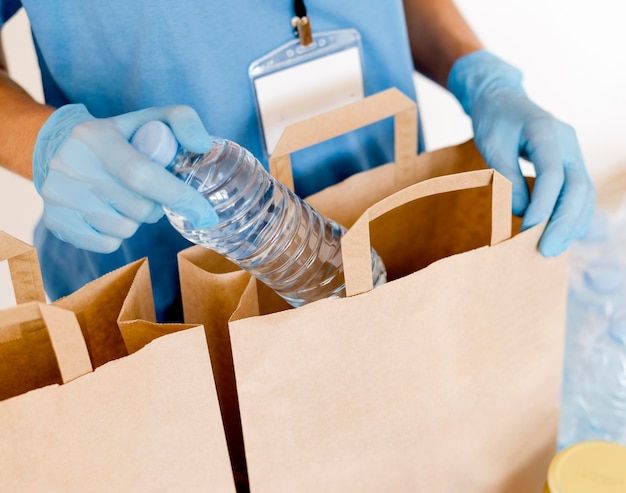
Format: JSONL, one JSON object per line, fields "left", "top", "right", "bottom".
{"left": 164, "top": 138, "right": 386, "bottom": 307}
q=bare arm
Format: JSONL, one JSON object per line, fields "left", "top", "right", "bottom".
{"left": 403, "top": 0, "right": 482, "bottom": 87}
{"left": 0, "top": 40, "right": 6, "bottom": 71}
{"left": 0, "top": 37, "right": 54, "bottom": 180}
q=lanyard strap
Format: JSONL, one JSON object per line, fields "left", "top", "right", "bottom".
{"left": 292, "top": 0, "right": 312, "bottom": 46}
{"left": 293, "top": 0, "right": 307, "bottom": 18}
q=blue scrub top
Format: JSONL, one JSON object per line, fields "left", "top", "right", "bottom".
{"left": 1, "top": 0, "right": 425, "bottom": 320}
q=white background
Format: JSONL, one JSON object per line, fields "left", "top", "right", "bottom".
{"left": 2, "top": 1, "right": 626, "bottom": 305}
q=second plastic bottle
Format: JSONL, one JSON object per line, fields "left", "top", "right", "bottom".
{"left": 131, "top": 121, "right": 387, "bottom": 308}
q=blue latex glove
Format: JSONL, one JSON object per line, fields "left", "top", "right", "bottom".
{"left": 33, "top": 104, "right": 218, "bottom": 253}
{"left": 448, "top": 50, "right": 595, "bottom": 257}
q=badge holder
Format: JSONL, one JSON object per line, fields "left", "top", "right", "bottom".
{"left": 249, "top": 18, "right": 365, "bottom": 157}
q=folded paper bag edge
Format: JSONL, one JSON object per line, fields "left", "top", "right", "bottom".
{"left": 0, "top": 230, "right": 46, "bottom": 304}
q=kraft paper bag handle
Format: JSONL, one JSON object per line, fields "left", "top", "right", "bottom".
{"left": 269, "top": 87, "right": 418, "bottom": 190}
{"left": 341, "top": 169, "right": 513, "bottom": 296}
{"left": 0, "top": 302, "right": 93, "bottom": 383}
{"left": 0, "top": 231, "right": 46, "bottom": 304}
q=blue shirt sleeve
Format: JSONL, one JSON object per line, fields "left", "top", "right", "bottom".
{"left": 0, "top": 0, "right": 22, "bottom": 28}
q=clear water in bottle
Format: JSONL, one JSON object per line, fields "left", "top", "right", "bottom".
{"left": 558, "top": 209, "right": 626, "bottom": 449}
{"left": 131, "top": 121, "right": 386, "bottom": 307}
{"left": 578, "top": 309, "right": 626, "bottom": 445}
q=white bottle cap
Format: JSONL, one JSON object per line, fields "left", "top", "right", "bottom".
{"left": 131, "top": 120, "right": 178, "bottom": 167}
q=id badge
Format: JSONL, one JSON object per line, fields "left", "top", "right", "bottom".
{"left": 249, "top": 28, "right": 365, "bottom": 157}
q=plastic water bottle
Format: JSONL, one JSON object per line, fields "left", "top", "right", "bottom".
{"left": 131, "top": 121, "right": 387, "bottom": 307}
{"left": 558, "top": 257, "right": 625, "bottom": 448}
{"left": 568, "top": 209, "right": 612, "bottom": 278}
{"left": 558, "top": 212, "right": 625, "bottom": 449}
{"left": 578, "top": 309, "right": 626, "bottom": 444}
{"left": 609, "top": 196, "right": 626, "bottom": 267}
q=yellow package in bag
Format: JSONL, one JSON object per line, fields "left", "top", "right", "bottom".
{"left": 545, "top": 441, "right": 626, "bottom": 492}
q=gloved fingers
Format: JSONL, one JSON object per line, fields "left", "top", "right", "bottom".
{"left": 559, "top": 125, "right": 596, "bottom": 242}
{"left": 41, "top": 169, "right": 145, "bottom": 240}
{"left": 494, "top": 164, "right": 531, "bottom": 217}
{"left": 43, "top": 204, "right": 123, "bottom": 254}
{"left": 518, "top": 125, "right": 566, "bottom": 231}
{"left": 519, "top": 169, "right": 564, "bottom": 233}
{"left": 111, "top": 105, "right": 213, "bottom": 153}
{"left": 474, "top": 135, "right": 531, "bottom": 215}
{"left": 90, "top": 179, "right": 164, "bottom": 224}
{"left": 560, "top": 158, "right": 596, "bottom": 243}
{"left": 448, "top": 49, "right": 596, "bottom": 256}
{"left": 108, "top": 152, "right": 217, "bottom": 228}
{"left": 79, "top": 208, "right": 141, "bottom": 240}
{"left": 144, "top": 206, "right": 166, "bottom": 224}
{"left": 536, "top": 161, "right": 596, "bottom": 257}
{"left": 47, "top": 140, "right": 165, "bottom": 225}
{"left": 82, "top": 122, "right": 217, "bottom": 228}
{"left": 571, "top": 185, "right": 596, "bottom": 241}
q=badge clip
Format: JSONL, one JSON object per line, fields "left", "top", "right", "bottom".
{"left": 292, "top": 16, "right": 313, "bottom": 46}
{"left": 249, "top": 28, "right": 365, "bottom": 156}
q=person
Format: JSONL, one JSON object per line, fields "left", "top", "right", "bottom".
{"left": 0, "top": 0, "right": 594, "bottom": 321}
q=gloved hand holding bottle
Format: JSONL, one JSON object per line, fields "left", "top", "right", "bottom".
{"left": 32, "top": 104, "right": 218, "bottom": 253}
{"left": 448, "top": 50, "right": 595, "bottom": 257}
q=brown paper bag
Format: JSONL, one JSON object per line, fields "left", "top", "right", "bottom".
{"left": 0, "top": 232, "right": 236, "bottom": 492}
{"left": 0, "top": 301, "right": 93, "bottom": 401}
{"left": 178, "top": 88, "right": 568, "bottom": 492}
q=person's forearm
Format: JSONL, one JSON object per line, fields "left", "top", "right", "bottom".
{"left": 0, "top": 45, "right": 54, "bottom": 180}
{"left": 403, "top": 0, "right": 482, "bottom": 87}
{"left": 0, "top": 42, "right": 6, "bottom": 71}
